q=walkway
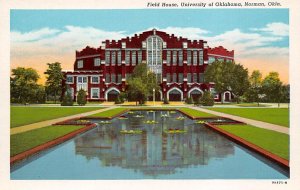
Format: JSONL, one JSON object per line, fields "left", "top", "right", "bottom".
{"left": 11, "top": 106, "right": 117, "bottom": 135}
{"left": 190, "top": 107, "right": 289, "bottom": 135}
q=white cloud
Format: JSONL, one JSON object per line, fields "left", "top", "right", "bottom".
{"left": 11, "top": 26, "right": 127, "bottom": 58}
{"left": 251, "top": 22, "right": 289, "bottom": 36}
{"left": 203, "top": 28, "right": 287, "bottom": 59}
{"left": 158, "top": 26, "right": 209, "bottom": 39}
{"left": 11, "top": 28, "right": 60, "bottom": 42}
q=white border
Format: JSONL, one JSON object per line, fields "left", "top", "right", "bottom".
{"left": 1, "top": 1, "right": 300, "bottom": 190}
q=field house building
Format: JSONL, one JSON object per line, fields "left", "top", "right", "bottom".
{"left": 62, "top": 29, "right": 234, "bottom": 102}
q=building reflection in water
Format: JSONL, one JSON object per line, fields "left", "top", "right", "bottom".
{"left": 74, "top": 111, "right": 234, "bottom": 177}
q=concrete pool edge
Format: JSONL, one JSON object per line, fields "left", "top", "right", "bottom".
{"left": 204, "top": 123, "right": 289, "bottom": 171}
{"left": 10, "top": 123, "right": 97, "bottom": 166}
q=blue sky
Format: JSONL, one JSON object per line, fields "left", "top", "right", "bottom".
{"left": 10, "top": 9, "right": 289, "bottom": 83}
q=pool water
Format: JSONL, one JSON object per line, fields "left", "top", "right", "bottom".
{"left": 11, "top": 111, "right": 288, "bottom": 179}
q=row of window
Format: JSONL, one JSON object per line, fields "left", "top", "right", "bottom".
{"left": 208, "top": 56, "right": 233, "bottom": 64}
{"left": 66, "top": 76, "right": 99, "bottom": 84}
{"left": 166, "top": 73, "right": 204, "bottom": 83}
{"left": 67, "top": 87, "right": 100, "bottom": 99}
{"left": 105, "top": 50, "right": 142, "bottom": 65}
{"left": 167, "top": 50, "right": 203, "bottom": 65}
{"left": 105, "top": 74, "right": 122, "bottom": 83}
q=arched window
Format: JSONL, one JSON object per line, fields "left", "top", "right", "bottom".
{"left": 147, "top": 36, "right": 162, "bottom": 66}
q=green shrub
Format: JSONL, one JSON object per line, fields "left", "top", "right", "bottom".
{"left": 114, "top": 95, "right": 123, "bottom": 104}
{"left": 163, "top": 97, "right": 169, "bottom": 104}
{"left": 77, "top": 89, "right": 87, "bottom": 106}
{"left": 186, "top": 97, "right": 194, "bottom": 104}
{"left": 61, "top": 90, "right": 73, "bottom": 106}
{"left": 201, "top": 91, "right": 214, "bottom": 106}
{"left": 194, "top": 96, "right": 202, "bottom": 106}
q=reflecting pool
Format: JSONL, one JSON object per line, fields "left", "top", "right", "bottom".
{"left": 11, "top": 111, "right": 288, "bottom": 179}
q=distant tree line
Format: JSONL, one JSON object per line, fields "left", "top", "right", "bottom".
{"left": 10, "top": 60, "right": 289, "bottom": 107}
{"left": 203, "top": 60, "right": 289, "bottom": 107}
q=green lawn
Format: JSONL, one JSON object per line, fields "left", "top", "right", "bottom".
{"left": 11, "top": 107, "right": 104, "bottom": 128}
{"left": 11, "top": 125, "right": 84, "bottom": 156}
{"left": 218, "top": 125, "right": 289, "bottom": 160}
{"left": 179, "top": 107, "right": 216, "bottom": 118}
{"left": 88, "top": 107, "right": 128, "bottom": 117}
{"left": 207, "top": 108, "right": 289, "bottom": 127}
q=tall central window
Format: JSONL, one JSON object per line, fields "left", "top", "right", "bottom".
{"left": 147, "top": 36, "right": 162, "bottom": 66}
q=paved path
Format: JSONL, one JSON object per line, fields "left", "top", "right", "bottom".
{"left": 190, "top": 107, "right": 289, "bottom": 135}
{"left": 11, "top": 106, "right": 117, "bottom": 135}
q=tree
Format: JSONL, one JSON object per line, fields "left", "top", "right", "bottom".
{"left": 11, "top": 67, "right": 40, "bottom": 104}
{"left": 77, "top": 89, "right": 87, "bottom": 106}
{"left": 245, "top": 70, "right": 263, "bottom": 106}
{"left": 200, "top": 91, "right": 214, "bottom": 106}
{"left": 61, "top": 85, "right": 73, "bottom": 106}
{"left": 262, "top": 72, "right": 283, "bottom": 105}
{"left": 44, "top": 62, "right": 63, "bottom": 103}
{"left": 204, "top": 61, "right": 249, "bottom": 103}
{"left": 127, "top": 63, "right": 160, "bottom": 105}
{"left": 230, "top": 64, "right": 249, "bottom": 103}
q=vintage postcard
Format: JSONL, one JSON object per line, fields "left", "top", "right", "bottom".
{"left": 0, "top": 0, "right": 299, "bottom": 190}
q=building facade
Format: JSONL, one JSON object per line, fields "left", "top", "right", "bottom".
{"left": 62, "top": 29, "right": 234, "bottom": 102}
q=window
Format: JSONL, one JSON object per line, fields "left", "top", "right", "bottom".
{"left": 187, "top": 51, "right": 191, "bottom": 65}
{"left": 122, "top": 42, "right": 126, "bottom": 49}
{"left": 147, "top": 36, "right": 162, "bottom": 65}
{"left": 77, "top": 76, "right": 87, "bottom": 91}
{"left": 117, "top": 51, "right": 122, "bottom": 65}
{"left": 66, "top": 76, "right": 73, "bottom": 84}
{"left": 178, "top": 73, "right": 183, "bottom": 83}
{"left": 199, "top": 50, "right": 203, "bottom": 65}
{"left": 77, "top": 60, "right": 83, "bottom": 68}
{"left": 199, "top": 73, "right": 204, "bottom": 83}
{"left": 208, "top": 56, "right": 215, "bottom": 64}
{"left": 111, "top": 51, "right": 116, "bottom": 65}
{"left": 125, "top": 51, "right": 130, "bottom": 64}
{"left": 91, "top": 88, "right": 100, "bottom": 99}
{"left": 167, "top": 51, "right": 171, "bottom": 65}
{"left": 117, "top": 74, "right": 122, "bottom": 83}
{"left": 105, "top": 51, "right": 110, "bottom": 65}
{"left": 91, "top": 76, "right": 99, "bottom": 84}
{"left": 138, "top": 51, "right": 142, "bottom": 64}
{"left": 94, "top": 58, "right": 101, "bottom": 66}
{"left": 193, "top": 51, "right": 197, "bottom": 65}
{"left": 105, "top": 74, "right": 110, "bottom": 83}
{"left": 183, "top": 42, "right": 187, "bottom": 48}
{"left": 166, "top": 73, "right": 171, "bottom": 83}
{"left": 178, "top": 51, "right": 183, "bottom": 66}
{"left": 172, "top": 73, "right": 177, "bottom": 83}
{"left": 187, "top": 73, "right": 192, "bottom": 83}
{"left": 218, "top": 58, "right": 224, "bottom": 62}
{"left": 172, "top": 51, "right": 177, "bottom": 65}
{"left": 132, "top": 51, "right": 136, "bottom": 65}
{"left": 193, "top": 73, "right": 197, "bottom": 83}
{"left": 111, "top": 74, "right": 116, "bottom": 83}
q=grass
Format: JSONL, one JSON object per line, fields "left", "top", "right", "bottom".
{"left": 11, "top": 107, "right": 104, "bottom": 128}
{"left": 207, "top": 108, "right": 289, "bottom": 127}
{"left": 218, "top": 125, "right": 289, "bottom": 160}
{"left": 236, "top": 103, "right": 270, "bottom": 107}
{"left": 179, "top": 107, "right": 216, "bottom": 118}
{"left": 10, "top": 125, "right": 84, "bottom": 156}
{"left": 88, "top": 107, "right": 128, "bottom": 117}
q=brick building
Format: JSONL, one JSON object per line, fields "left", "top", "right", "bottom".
{"left": 62, "top": 29, "right": 234, "bottom": 102}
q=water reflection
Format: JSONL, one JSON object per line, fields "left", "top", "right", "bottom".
{"left": 74, "top": 111, "right": 234, "bottom": 177}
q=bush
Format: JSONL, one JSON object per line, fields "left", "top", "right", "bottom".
{"left": 114, "top": 95, "right": 123, "bottom": 104}
{"left": 186, "top": 97, "right": 194, "bottom": 104}
{"left": 163, "top": 97, "right": 169, "bottom": 104}
{"left": 194, "top": 96, "right": 202, "bottom": 106}
{"left": 61, "top": 91, "right": 73, "bottom": 106}
{"left": 77, "top": 89, "right": 87, "bottom": 106}
{"left": 119, "top": 92, "right": 127, "bottom": 103}
{"left": 201, "top": 91, "right": 214, "bottom": 106}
